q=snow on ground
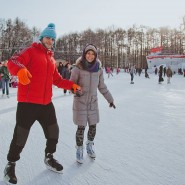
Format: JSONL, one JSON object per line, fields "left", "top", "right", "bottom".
{"left": 0, "top": 72, "right": 185, "bottom": 185}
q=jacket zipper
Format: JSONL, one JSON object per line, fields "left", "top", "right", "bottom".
{"left": 43, "top": 53, "right": 49, "bottom": 104}
{"left": 87, "top": 72, "right": 92, "bottom": 110}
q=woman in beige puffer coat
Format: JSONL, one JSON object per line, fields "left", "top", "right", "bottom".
{"left": 70, "top": 44, "right": 115, "bottom": 163}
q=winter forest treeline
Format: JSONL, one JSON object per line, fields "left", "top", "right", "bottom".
{"left": 0, "top": 17, "right": 185, "bottom": 68}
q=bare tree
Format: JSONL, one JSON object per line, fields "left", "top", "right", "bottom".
{"left": 1, "top": 16, "right": 185, "bottom": 66}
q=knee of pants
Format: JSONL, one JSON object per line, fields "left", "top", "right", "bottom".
{"left": 16, "top": 126, "right": 30, "bottom": 147}
{"left": 45, "top": 124, "right": 59, "bottom": 140}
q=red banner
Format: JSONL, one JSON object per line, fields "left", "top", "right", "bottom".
{"left": 150, "top": 46, "right": 163, "bottom": 53}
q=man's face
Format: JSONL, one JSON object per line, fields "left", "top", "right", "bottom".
{"left": 42, "top": 37, "right": 55, "bottom": 49}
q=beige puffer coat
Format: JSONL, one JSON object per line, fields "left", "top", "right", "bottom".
{"left": 70, "top": 58, "right": 114, "bottom": 126}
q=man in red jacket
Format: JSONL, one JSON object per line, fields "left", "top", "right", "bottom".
{"left": 3, "top": 23, "right": 81, "bottom": 185}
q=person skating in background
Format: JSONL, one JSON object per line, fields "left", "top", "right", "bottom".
{"left": 106, "top": 66, "right": 113, "bottom": 78}
{"left": 0, "top": 60, "right": 10, "bottom": 98}
{"left": 145, "top": 68, "right": 150, "bottom": 78}
{"left": 130, "top": 65, "right": 135, "bottom": 84}
{"left": 58, "top": 62, "right": 65, "bottom": 77}
{"left": 116, "top": 67, "right": 120, "bottom": 75}
{"left": 166, "top": 66, "right": 173, "bottom": 84}
{"left": 3, "top": 23, "right": 81, "bottom": 185}
{"left": 163, "top": 67, "right": 166, "bottom": 77}
{"left": 70, "top": 44, "right": 116, "bottom": 164}
{"left": 138, "top": 68, "right": 142, "bottom": 76}
{"left": 154, "top": 67, "right": 158, "bottom": 75}
{"left": 158, "top": 65, "right": 164, "bottom": 84}
{"left": 62, "top": 62, "right": 72, "bottom": 95}
{"left": 10, "top": 76, "right": 18, "bottom": 88}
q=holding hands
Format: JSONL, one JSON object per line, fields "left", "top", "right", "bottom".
{"left": 71, "top": 84, "right": 82, "bottom": 97}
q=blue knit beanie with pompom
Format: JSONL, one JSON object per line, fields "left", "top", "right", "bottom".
{"left": 39, "top": 23, "right": 56, "bottom": 40}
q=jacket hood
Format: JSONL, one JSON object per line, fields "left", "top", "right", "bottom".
{"left": 75, "top": 57, "right": 102, "bottom": 70}
{"left": 31, "top": 42, "right": 53, "bottom": 56}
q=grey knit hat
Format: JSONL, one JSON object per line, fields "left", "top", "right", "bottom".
{"left": 84, "top": 44, "right": 97, "bottom": 54}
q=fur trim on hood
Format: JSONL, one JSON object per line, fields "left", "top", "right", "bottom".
{"left": 75, "top": 56, "right": 102, "bottom": 70}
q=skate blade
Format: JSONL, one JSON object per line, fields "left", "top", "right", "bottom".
{"left": 76, "top": 159, "right": 83, "bottom": 164}
{"left": 88, "top": 154, "right": 96, "bottom": 160}
{"left": 45, "top": 165, "right": 63, "bottom": 174}
{"left": 3, "top": 176, "right": 17, "bottom": 185}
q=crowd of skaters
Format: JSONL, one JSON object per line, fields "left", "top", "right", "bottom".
{"left": 103, "top": 64, "right": 185, "bottom": 85}
{"left": 1, "top": 61, "right": 185, "bottom": 99}
{"left": 177, "top": 68, "right": 185, "bottom": 76}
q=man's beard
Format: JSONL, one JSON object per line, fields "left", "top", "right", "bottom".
{"left": 42, "top": 42, "right": 53, "bottom": 50}
{"left": 45, "top": 44, "right": 52, "bottom": 49}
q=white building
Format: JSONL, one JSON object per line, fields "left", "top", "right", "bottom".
{"left": 146, "top": 47, "right": 185, "bottom": 72}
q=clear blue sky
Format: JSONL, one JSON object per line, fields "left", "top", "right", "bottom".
{"left": 0, "top": 0, "right": 185, "bottom": 38}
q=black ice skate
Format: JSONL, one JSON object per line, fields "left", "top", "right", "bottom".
{"left": 4, "top": 162, "right": 17, "bottom": 185}
{"left": 44, "top": 153, "right": 63, "bottom": 173}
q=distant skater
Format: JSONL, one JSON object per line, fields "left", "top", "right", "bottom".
{"left": 130, "top": 66, "right": 135, "bottom": 84}
{"left": 158, "top": 65, "right": 164, "bottom": 84}
{"left": 166, "top": 66, "right": 173, "bottom": 84}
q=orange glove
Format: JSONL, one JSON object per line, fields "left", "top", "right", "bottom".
{"left": 72, "top": 84, "right": 81, "bottom": 94}
{"left": 17, "top": 68, "right": 32, "bottom": 85}
{"left": 71, "top": 84, "right": 82, "bottom": 96}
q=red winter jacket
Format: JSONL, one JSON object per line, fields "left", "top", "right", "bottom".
{"left": 8, "top": 42, "right": 74, "bottom": 105}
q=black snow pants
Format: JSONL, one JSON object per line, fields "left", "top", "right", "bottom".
{"left": 7, "top": 102, "right": 59, "bottom": 162}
